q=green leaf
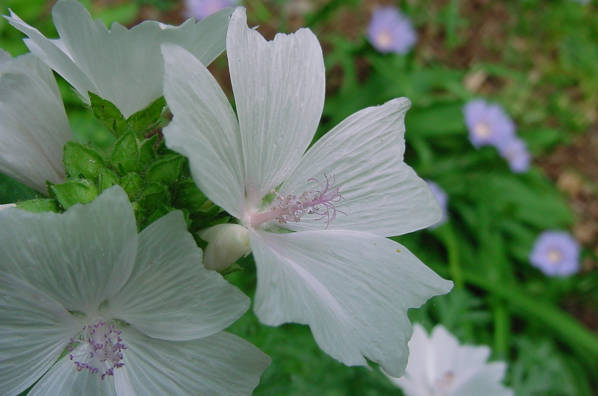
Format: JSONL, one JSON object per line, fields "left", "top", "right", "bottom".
{"left": 50, "top": 179, "right": 98, "bottom": 209}
{"left": 15, "top": 198, "right": 59, "bottom": 213}
{"left": 174, "top": 179, "right": 209, "bottom": 213}
{"left": 126, "top": 97, "right": 166, "bottom": 136}
{"left": 111, "top": 132, "right": 139, "bottom": 174}
{"left": 139, "top": 183, "right": 171, "bottom": 212}
{"left": 138, "top": 135, "right": 159, "bottom": 170}
{"left": 89, "top": 92, "right": 127, "bottom": 137}
{"left": 119, "top": 172, "right": 143, "bottom": 200}
{"left": 98, "top": 167, "right": 119, "bottom": 192}
{"left": 146, "top": 154, "right": 185, "bottom": 185}
{"left": 63, "top": 141, "right": 105, "bottom": 180}
{"left": 406, "top": 102, "right": 466, "bottom": 137}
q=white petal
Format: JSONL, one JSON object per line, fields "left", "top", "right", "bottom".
{"left": 6, "top": 9, "right": 96, "bottom": 107}
{"left": 0, "top": 186, "right": 137, "bottom": 313}
{"left": 0, "top": 53, "right": 71, "bottom": 193}
{"left": 28, "top": 356, "right": 117, "bottom": 396}
{"left": 7, "top": 1, "right": 231, "bottom": 117}
{"left": 227, "top": 8, "right": 325, "bottom": 204}
{"left": 250, "top": 229, "right": 452, "bottom": 376}
{"left": 106, "top": 211, "right": 249, "bottom": 341}
{"left": 386, "top": 324, "right": 431, "bottom": 396}
{"left": 0, "top": 49, "right": 11, "bottom": 63}
{"left": 0, "top": 272, "right": 80, "bottom": 396}
{"left": 162, "top": 44, "right": 244, "bottom": 217}
{"left": 281, "top": 98, "right": 441, "bottom": 237}
{"left": 451, "top": 362, "right": 513, "bottom": 396}
{"left": 117, "top": 327, "right": 270, "bottom": 396}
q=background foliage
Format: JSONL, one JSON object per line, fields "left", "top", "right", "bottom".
{"left": 1, "top": 0, "right": 597, "bottom": 394}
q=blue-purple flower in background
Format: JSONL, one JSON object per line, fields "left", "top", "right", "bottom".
{"left": 367, "top": 6, "right": 417, "bottom": 54}
{"left": 463, "top": 99, "right": 515, "bottom": 148}
{"left": 185, "top": 0, "right": 237, "bottom": 20}
{"left": 498, "top": 136, "right": 530, "bottom": 173}
{"left": 530, "top": 231, "right": 580, "bottom": 276}
{"left": 427, "top": 181, "right": 448, "bottom": 227}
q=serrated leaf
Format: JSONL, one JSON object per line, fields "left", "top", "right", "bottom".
{"left": 127, "top": 96, "right": 166, "bottom": 135}
{"left": 98, "top": 167, "right": 119, "bottom": 192}
{"left": 119, "top": 172, "right": 143, "bottom": 200}
{"left": 139, "top": 182, "right": 171, "bottom": 213}
{"left": 138, "top": 135, "right": 159, "bottom": 170}
{"left": 50, "top": 179, "right": 98, "bottom": 209}
{"left": 89, "top": 92, "right": 127, "bottom": 136}
{"left": 146, "top": 154, "right": 184, "bottom": 185}
{"left": 174, "top": 179, "right": 209, "bottom": 213}
{"left": 111, "top": 132, "right": 139, "bottom": 174}
{"left": 16, "top": 198, "right": 59, "bottom": 213}
{"left": 63, "top": 141, "right": 105, "bottom": 180}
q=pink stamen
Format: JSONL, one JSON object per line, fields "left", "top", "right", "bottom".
{"left": 67, "top": 319, "right": 126, "bottom": 380}
{"left": 251, "top": 175, "right": 344, "bottom": 228}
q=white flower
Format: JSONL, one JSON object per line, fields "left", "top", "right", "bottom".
{"left": 0, "top": 50, "right": 71, "bottom": 193}
{"left": 161, "top": 7, "right": 452, "bottom": 376}
{"left": 0, "top": 186, "right": 270, "bottom": 396}
{"left": 386, "top": 324, "right": 513, "bottom": 396}
{"left": 5, "top": 0, "right": 232, "bottom": 118}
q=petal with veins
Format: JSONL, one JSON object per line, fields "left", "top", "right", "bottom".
{"left": 227, "top": 8, "right": 325, "bottom": 204}
{"left": 7, "top": 0, "right": 231, "bottom": 117}
{"left": 107, "top": 211, "right": 249, "bottom": 341}
{"left": 0, "top": 53, "right": 71, "bottom": 193}
{"left": 0, "top": 272, "right": 81, "bottom": 396}
{"left": 250, "top": 229, "right": 452, "bottom": 376}
{"left": 281, "top": 98, "right": 441, "bottom": 237}
{"left": 0, "top": 186, "right": 137, "bottom": 312}
{"left": 162, "top": 44, "right": 244, "bottom": 217}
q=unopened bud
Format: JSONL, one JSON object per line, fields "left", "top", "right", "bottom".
{"left": 199, "top": 224, "right": 251, "bottom": 272}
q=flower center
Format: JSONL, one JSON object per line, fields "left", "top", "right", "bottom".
{"left": 433, "top": 370, "right": 455, "bottom": 395}
{"left": 375, "top": 31, "right": 394, "bottom": 49}
{"left": 547, "top": 248, "right": 562, "bottom": 264}
{"left": 250, "top": 175, "right": 343, "bottom": 228}
{"left": 473, "top": 122, "right": 491, "bottom": 138}
{"left": 67, "top": 319, "right": 126, "bottom": 380}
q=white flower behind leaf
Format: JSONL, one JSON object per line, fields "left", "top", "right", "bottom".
{"left": 386, "top": 324, "right": 513, "bottom": 396}
{"left": 5, "top": 0, "right": 232, "bottom": 118}
{"left": 161, "top": 7, "right": 452, "bottom": 376}
{"left": 0, "top": 50, "right": 72, "bottom": 193}
{"left": 0, "top": 186, "right": 270, "bottom": 396}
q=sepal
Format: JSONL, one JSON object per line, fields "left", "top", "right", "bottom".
{"left": 15, "top": 198, "right": 59, "bottom": 213}
{"left": 63, "top": 142, "right": 105, "bottom": 180}
{"left": 50, "top": 179, "right": 98, "bottom": 209}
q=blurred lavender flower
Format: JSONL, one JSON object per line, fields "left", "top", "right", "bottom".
{"left": 464, "top": 99, "right": 515, "bottom": 148}
{"left": 367, "top": 6, "right": 417, "bottom": 54}
{"left": 185, "top": 0, "right": 236, "bottom": 20}
{"left": 530, "top": 231, "right": 580, "bottom": 276}
{"left": 498, "top": 136, "right": 531, "bottom": 173}
{"left": 427, "top": 181, "right": 448, "bottom": 227}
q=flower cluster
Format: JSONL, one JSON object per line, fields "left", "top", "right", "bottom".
{"left": 464, "top": 99, "right": 530, "bottom": 173}
{"left": 0, "top": 0, "right": 539, "bottom": 394}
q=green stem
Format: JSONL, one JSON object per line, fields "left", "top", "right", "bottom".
{"left": 441, "top": 226, "right": 464, "bottom": 289}
{"left": 492, "top": 299, "right": 509, "bottom": 359}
